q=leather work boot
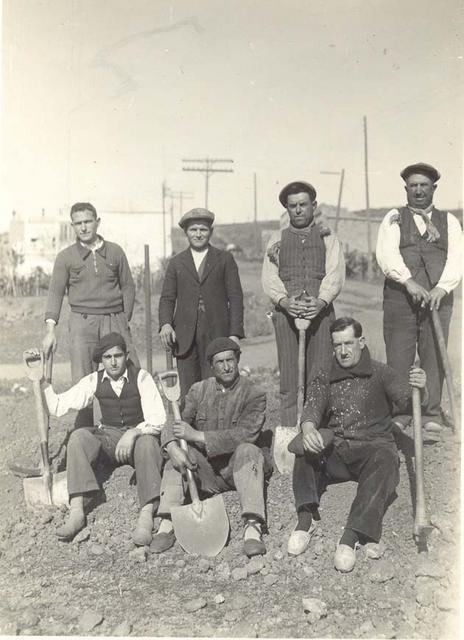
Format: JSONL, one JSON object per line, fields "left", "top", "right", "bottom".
{"left": 243, "top": 519, "right": 266, "bottom": 557}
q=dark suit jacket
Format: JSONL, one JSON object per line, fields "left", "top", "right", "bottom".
{"left": 158, "top": 245, "right": 244, "bottom": 357}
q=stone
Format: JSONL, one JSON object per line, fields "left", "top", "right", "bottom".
{"left": 175, "top": 559, "right": 186, "bottom": 568}
{"left": 435, "top": 589, "right": 456, "bottom": 612}
{"left": 302, "top": 565, "right": 317, "bottom": 578}
{"left": 247, "top": 557, "right": 265, "bottom": 575}
{"left": 231, "top": 567, "right": 248, "bottom": 581}
{"left": 214, "top": 594, "right": 225, "bottom": 604}
{"left": 313, "top": 540, "right": 325, "bottom": 556}
{"left": 302, "top": 597, "right": 328, "bottom": 620}
{"left": 359, "top": 620, "right": 375, "bottom": 635}
{"left": 78, "top": 610, "right": 104, "bottom": 632}
{"left": 185, "top": 598, "right": 207, "bottom": 613}
{"left": 89, "top": 543, "right": 105, "bottom": 555}
{"left": 416, "top": 582, "right": 435, "bottom": 607}
{"left": 368, "top": 561, "right": 395, "bottom": 583}
{"left": 113, "top": 620, "right": 132, "bottom": 636}
{"left": 129, "top": 547, "right": 147, "bottom": 563}
{"left": 216, "top": 561, "right": 231, "bottom": 579}
{"left": 73, "top": 529, "right": 90, "bottom": 544}
{"left": 273, "top": 550, "right": 284, "bottom": 561}
{"left": 415, "top": 559, "right": 445, "bottom": 579}
{"left": 264, "top": 573, "right": 278, "bottom": 586}
{"left": 224, "top": 610, "right": 239, "bottom": 623}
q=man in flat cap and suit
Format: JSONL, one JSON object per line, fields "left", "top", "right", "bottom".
{"left": 25, "top": 332, "right": 172, "bottom": 545}
{"left": 376, "top": 163, "right": 462, "bottom": 437}
{"left": 159, "top": 208, "right": 244, "bottom": 398}
{"left": 261, "top": 181, "right": 345, "bottom": 432}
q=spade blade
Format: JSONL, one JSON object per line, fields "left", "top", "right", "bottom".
{"left": 171, "top": 494, "right": 229, "bottom": 557}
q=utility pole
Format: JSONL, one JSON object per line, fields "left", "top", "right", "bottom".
{"left": 182, "top": 157, "right": 234, "bottom": 209}
{"left": 363, "top": 116, "right": 373, "bottom": 279}
{"left": 320, "top": 169, "right": 345, "bottom": 233}
{"left": 169, "top": 190, "right": 194, "bottom": 221}
{"left": 162, "top": 181, "right": 171, "bottom": 260}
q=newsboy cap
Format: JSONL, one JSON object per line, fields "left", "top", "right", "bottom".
{"left": 178, "top": 208, "right": 215, "bottom": 230}
{"left": 400, "top": 163, "right": 441, "bottom": 183}
{"left": 92, "top": 332, "right": 127, "bottom": 364}
{"left": 279, "top": 181, "right": 317, "bottom": 207}
{"left": 206, "top": 337, "right": 241, "bottom": 362}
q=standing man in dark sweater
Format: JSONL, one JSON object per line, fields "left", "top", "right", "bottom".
{"left": 261, "top": 181, "right": 345, "bottom": 429}
{"left": 159, "top": 208, "right": 244, "bottom": 398}
{"left": 26, "top": 333, "right": 181, "bottom": 545}
{"left": 42, "top": 202, "right": 139, "bottom": 427}
{"left": 286, "top": 317, "right": 428, "bottom": 573}
{"left": 376, "top": 163, "right": 462, "bottom": 436}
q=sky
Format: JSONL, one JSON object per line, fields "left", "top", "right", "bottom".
{"left": 1, "top": 0, "right": 462, "bottom": 232}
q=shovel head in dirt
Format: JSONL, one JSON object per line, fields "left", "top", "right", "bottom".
{"left": 23, "top": 471, "right": 69, "bottom": 508}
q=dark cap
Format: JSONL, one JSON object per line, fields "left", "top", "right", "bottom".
{"left": 279, "top": 181, "right": 317, "bottom": 207}
{"left": 400, "top": 163, "right": 441, "bottom": 183}
{"left": 205, "top": 337, "right": 241, "bottom": 362}
{"left": 178, "top": 208, "right": 215, "bottom": 230}
{"left": 92, "top": 332, "right": 127, "bottom": 364}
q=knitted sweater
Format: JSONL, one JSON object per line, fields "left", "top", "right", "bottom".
{"left": 302, "top": 348, "right": 414, "bottom": 443}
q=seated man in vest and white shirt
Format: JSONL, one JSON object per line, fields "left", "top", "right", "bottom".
{"left": 25, "top": 332, "right": 193, "bottom": 544}
{"left": 376, "top": 163, "right": 462, "bottom": 438}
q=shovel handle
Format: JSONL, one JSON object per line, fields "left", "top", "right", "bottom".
{"left": 170, "top": 398, "right": 201, "bottom": 504}
{"left": 166, "top": 349, "right": 174, "bottom": 370}
{"left": 296, "top": 321, "right": 310, "bottom": 427}
{"left": 430, "top": 308, "right": 457, "bottom": 431}
{"left": 412, "top": 386, "right": 430, "bottom": 534}
{"left": 45, "top": 351, "right": 53, "bottom": 383}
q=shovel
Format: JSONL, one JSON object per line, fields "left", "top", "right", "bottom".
{"left": 430, "top": 308, "right": 458, "bottom": 432}
{"left": 412, "top": 384, "right": 434, "bottom": 545}
{"left": 22, "top": 350, "right": 68, "bottom": 508}
{"left": 158, "top": 366, "right": 229, "bottom": 557}
{"left": 273, "top": 317, "right": 311, "bottom": 474}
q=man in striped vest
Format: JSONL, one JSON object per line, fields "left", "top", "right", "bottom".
{"left": 376, "top": 163, "right": 462, "bottom": 438}
{"left": 262, "top": 181, "right": 345, "bottom": 429}
{"left": 30, "top": 332, "right": 191, "bottom": 545}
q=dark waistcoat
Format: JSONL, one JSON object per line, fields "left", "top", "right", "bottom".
{"left": 278, "top": 227, "right": 326, "bottom": 298}
{"left": 396, "top": 207, "right": 448, "bottom": 289}
{"left": 95, "top": 361, "right": 144, "bottom": 428}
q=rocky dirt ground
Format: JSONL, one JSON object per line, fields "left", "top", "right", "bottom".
{"left": 0, "top": 275, "right": 461, "bottom": 638}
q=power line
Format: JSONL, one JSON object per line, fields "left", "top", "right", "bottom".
{"left": 182, "top": 157, "right": 234, "bottom": 209}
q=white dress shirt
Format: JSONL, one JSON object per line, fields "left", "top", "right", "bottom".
{"left": 376, "top": 208, "right": 462, "bottom": 293}
{"left": 44, "top": 367, "right": 166, "bottom": 434}
{"left": 190, "top": 247, "right": 209, "bottom": 273}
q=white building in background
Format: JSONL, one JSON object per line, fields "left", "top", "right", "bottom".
{"left": 5, "top": 208, "right": 170, "bottom": 276}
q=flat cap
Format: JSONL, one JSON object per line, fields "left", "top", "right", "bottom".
{"left": 178, "top": 208, "right": 215, "bottom": 230}
{"left": 279, "top": 181, "right": 317, "bottom": 207}
{"left": 400, "top": 163, "right": 441, "bottom": 183}
{"left": 206, "top": 337, "right": 241, "bottom": 362}
{"left": 92, "top": 332, "right": 127, "bottom": 363}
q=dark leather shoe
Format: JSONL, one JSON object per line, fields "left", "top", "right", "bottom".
{"left": 150, "top": 530, "right": 175, "bottom": 554}
{"left": 243, "top": 520, "right": 266, "bottom": 557}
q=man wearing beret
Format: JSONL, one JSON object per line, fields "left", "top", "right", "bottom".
{"left": 159, "top": 208, "right": 244, "bottom": 398}
{"left": 262, "top": 181, "right": 345, "bottom": 430}
{"left": 42, "top": 202, "right": 139, "bottom": 429}
{"left": 376, "top": 163, "right": 462, "bottom": 437}
{"left": 26, "top": 332, "right": 170, "bottom": 545}
{"left": 152, "top": 337, "right": 272, "bottom": 557}
{"left": 286, "top": 317, "right": 427, "bottom": 572}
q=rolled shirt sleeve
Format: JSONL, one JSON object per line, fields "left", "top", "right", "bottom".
{"left": 375, "top": 209, "right": 412, "bottom": 284}
{"left": 43, "top": 372, "right": 98, "bottom": 417}
{"left": 135, "top": 370, "right": 167, "bottom": 435}
{"left": 318, "top": 234, "right": 345, "bottom": 305}
{"left": 436, "top": 213, "right": 463, "bottom": 293}
{"left": 261, "top": 231, "right": 287, "bottom": 306}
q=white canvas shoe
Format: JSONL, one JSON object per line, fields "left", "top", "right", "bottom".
{"left": 334, "top": 544, "right": 356, "bottom": 572}
{"left": 287, "top": 520, "right": 317, "bottom": 556}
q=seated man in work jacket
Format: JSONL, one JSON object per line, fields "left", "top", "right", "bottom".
{"left": 28, "top": 332, "right": 171, "bottom": 545}
{"left": 286, "top": 317, "right": 428, "bottom": 573}
{"left": 152, "top": 337, "right": 272, "bottom": 557}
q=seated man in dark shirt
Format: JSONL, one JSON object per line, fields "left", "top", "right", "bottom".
{"left": 153, "top": 337, "right": 272, "bottom": 557}
{"left": 287, "top": 317, "right": 427, "bottom": 572}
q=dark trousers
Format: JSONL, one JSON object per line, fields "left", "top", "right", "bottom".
{"left": 383, "top": 287, "right": 453, "bottom": 419}
{"left": 69, "top": 311, "right": 140, "bottom": 427}
{"left": 66, "top": 426, "right": 162, "bottom": 508}
{"left": 177, "top": 308, "right": 211, "bottom": 399}
{"left": 293, "top": 440, "right": 399, "bottom": 542}
{"left": 159, "top": 442, "right": 270, "bottom": 522}
{"left": 272, "top": 306, "right": 334, "bottom": 427}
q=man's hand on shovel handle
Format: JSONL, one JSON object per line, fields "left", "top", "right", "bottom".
{"left": 409, "top": 367, "right": 429, "bottom": 404}
{"left": 173, "top": 421, "right": 205, "bottom": 445}
{"left": 166, "top": 441, "right": 197, "bottom": 474}
{"left": 23, "top": 349, "right": 45, "bottom": 382}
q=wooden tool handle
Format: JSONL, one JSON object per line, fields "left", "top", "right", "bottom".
{"left": 45, "top": 351, "right": 53, "bottom": 383}
{"left": 430, "top": 308, "right": 457, "bottom": 431}
{"left": 412, "top": 386, "right": 428, "bottom": 532}
{"left": 166, "top": 349, "right": 174, "bottom": 370}
{"left": 171, "top": 398, "right": 201, "bottom": 504}
{"left": 32, "top": 380, "right": 50, "bottom": 470}
{"left": 296, "top": 322, "right": 310, "bottom": 427}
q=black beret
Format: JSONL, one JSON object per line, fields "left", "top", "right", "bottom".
{"left": 279, "top": 181, "right": 317, "bottom": 206}
{"left": 400, "top": 163, "right": 440, "bottom": 183}
{"left": 92, "top": 332, "right": 127, "bottom": 364}
{"left": 205, "top": 337, "right": 241, "bottom": 362}
{"left": 179, "top": 208, "right": 215, "bottom": 230}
